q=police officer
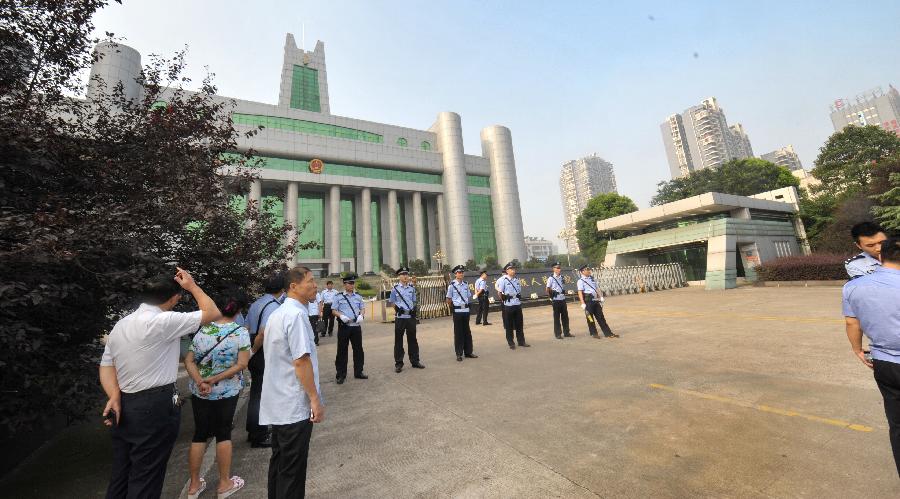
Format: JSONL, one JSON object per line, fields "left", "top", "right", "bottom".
{"left": 331, "top": 274, "right": 366, "bottom": 384}
{"left": 497, "top": 262, "right": 530, "bottom": 349}
{"left": 244, "top": 272, "right": 284, "bottom": 448}
{"left": 546, "top": 262, "right": 572, "bottom": 339}
{"left": 388, "top": 267, "right": 425, "bottom": 373}
{"left": 577, "top": 265, "right": 618, "bottom": 339}
{"left": 446, "top": 265, "right": 479, "bottom": 362}
{"left": 320, "top": 280, "right": 338, "bottom": 336}
{"left": 474, "top": 270, "right": 492, "bottom": 325}
{"left": 846, "top": 222, "right": 887, "bottom": 279}
{"left": 495, "top": 276, "right": 508, "bottom": 331}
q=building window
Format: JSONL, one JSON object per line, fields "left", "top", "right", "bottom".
{"left": 289, "top": 65, "right": 321, "bottom": 112}
{"left": 468, "top": 194, "right": 497, "bottom": 263}
{"left": 420, "top": 141, "right": 431, "bottom": 151}
{"left": 774, "top": 241, "right": 793, "bottom": 258}
{"left": 396, "top": 137, "right": 408, "bottom": 147}
{"left": 232, "top": 114, "right": 383, "bottom": 143}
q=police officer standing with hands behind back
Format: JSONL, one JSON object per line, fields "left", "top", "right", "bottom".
{"left": 546, "top": 262, "right": 572, "bottom": 339}
{"left": 578, "top": 265, "right": 618, "bottom": 339}
{"left": 388, "top": 267, "right": 425, "bottom": 373}
{"left": 497, "top": 262, "right": 530, "bottom": 349}
{"left": 446, "top": 265, "right": 479, "bottom": 362}
{"left": 331, "top": 274, "right": 367, "bottom": 384}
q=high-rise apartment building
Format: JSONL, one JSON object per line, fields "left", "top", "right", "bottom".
{"left": 661, "top": 97, "right": 753, "bottom": 178}
{"left": 761, "top": 145, "right": 803, "bottom": 172}
{"left": 830, "top": 85, "right": 900, "bottom": 137}
{"left": 559, "top": 154, "right": 617, "bottom": 254}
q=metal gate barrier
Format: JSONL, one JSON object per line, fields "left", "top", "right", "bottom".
{"left": 590, "top": 263, "right": 686, "bottom": 295}
{"left": 380, "top": 275, "right": 449, "bottom": 322}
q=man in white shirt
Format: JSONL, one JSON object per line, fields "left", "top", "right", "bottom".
{"left": 99, "top": 267, "right": 220, "bottom": 499}
{"left": 307, "top": 289, "right": 323, "bottom": 346}
{"left": 260, "top": 266, "right": 324, "bottom": 499}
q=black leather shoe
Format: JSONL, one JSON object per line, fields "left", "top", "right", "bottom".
{"left": 591, "top": 335, "right": 602, "bottom": 339}
{"left": 607, "top": 333, "right": 620, "bottom": 338}
{"left": 456, "top": 356, "right": 463, "bottom": 362}
{"left": 555, "top": 335, "right": 562, "bottom": 339}
{"left": 483, "top": 322, "right": 492, "bottom": 326}
{"left": 464, "top": 354, "right": 478, "bottom": 359}
{"left": 336, "top": 376, "right": 345, "bottom": 384}
{"left": 250, "top": 435, "right": 272, "bottom": 448}
{"left": 563, "top": 333, "right": 574, "bottom": 337}
{"left": 354, "top": 373, "right": 368, "bottom": 379}
{"left": 520, "top": 343, "right": 531, "bottom": 347}
{"left": 412, "top": 362, "right": 426, "bottom": 369}
{"left": 509, "top": 344, "right": 516, "bottom": 350}
{"left": 395, "top": 365, "right": 403, "bottom": 373}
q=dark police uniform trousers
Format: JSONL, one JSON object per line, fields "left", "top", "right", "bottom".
{"left": 551, "top": 299, "right": 570, "bottom": 337}
{"left": 106, "top": 384, "right": 180, "bottom": 499}
{"left": 394, "top": 317, "right": 420, "bottom": 367}
{"left": 503, "top": 304, "right": 526, "bottom": 346}
{"left": 584, "top": 295, "right": 614, "bottom": 337}
{"left": 475, "top": 293, "right": 490, "bottom": 324}
{"left": 246, "top": 349, "right": 267, "bottom": 442}
{"left": 452, "top": 309, "right": 474, "bottom": 357}
{"left": 335, "top": 323, "right": 365, "bottom": 377}
{"left": 322, "top": 304, "right": 335, "bottom": 336}
{"left": 874, "top": 359, "right": 900, "bottom": 477}
{"left": 268, "top": 419, "right": 314, "bottom": 499}
{"left": 308, "top": 315, "right": 319, "bottom": 346}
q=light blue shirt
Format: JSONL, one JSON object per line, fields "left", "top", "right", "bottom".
{"left": 846, "top": 252, "right": 881, "bottom": 279}
{"left": 497, "top": 275, "right": 522, "bottom": 306}
{"left": 246, "top": 294, "right": 282, "bottom": 336}
{"left": 577, "top": 276, "right": 602, "bottom": 301}
{"left": 332, "top": 291, "right": 364, "bottom": 325}
{"left": 259, "top": 298, "right": 320, "bottom": 425}
{"left": 547, "top": 273, "right": 567, "bottom": 301}
{"left": 474, "top": 277, "right": 487, "bottom": 297}
{"left": 321, "top": 288, "right": 338, "bottom": 305}
{"left": 843, "top": 267, "right": 900, "bottom": 364}
{"left": 446, "top": 280, "right": 472, "bottom": 312}
{"left": 388, "top": 283, "right": 417, "bottom": 319}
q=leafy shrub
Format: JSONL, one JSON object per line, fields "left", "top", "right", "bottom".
{"left": 355, "top": 280, "right": 372, "bottom": 290}
{"left": 755, "top": 254, "right": 849, "bottom": 281}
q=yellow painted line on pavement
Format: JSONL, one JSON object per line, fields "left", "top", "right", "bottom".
{"left": 648, "top": 383, "right": 873, "bottom": 432}
{"left": 613, "top": 307, "right": 843, "bottom": 325}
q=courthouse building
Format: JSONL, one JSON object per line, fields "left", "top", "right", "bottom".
{"left": 87, "top": 34, "right": 527, "bottom": 275}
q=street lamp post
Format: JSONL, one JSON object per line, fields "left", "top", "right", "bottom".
{"left": 432, "top": 248, "right": 445, "bottom": 273}
{"left": 557, "top": 228, "right": 577, "bottom": 267}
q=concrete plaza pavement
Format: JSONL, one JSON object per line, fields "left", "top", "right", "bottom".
{"left": 4, "top": 286, "right": 898, "bottom": 497}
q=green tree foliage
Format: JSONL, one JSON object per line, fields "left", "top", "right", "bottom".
{"left": 575, "top": 193, "right": 638, "bottom": 264}
{"left": 0, "top": 2, "right": 305, "bottom": 431}
{"left": 871, "top": 155, "right": 900, "bottom": 232}
{"left": 465, "top": 258, "right": 478, "bottom": 271}
{"left": 523, "top": 257, "right": 544, "bottom": 269}
{"left": 408, "top": 258, "right": 428, "bottom": 276}
{"left": 482, "top": 255, "right": 500, "bottom": 271}
{"left": 651, "top": 158, "right": 798, "bottom": 206}
{"left": 812, "top": 125, "right": 900, "bottom": 198}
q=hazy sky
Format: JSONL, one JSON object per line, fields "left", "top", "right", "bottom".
{"left": 89, "top": 0, "right": 899, "bottom": 249}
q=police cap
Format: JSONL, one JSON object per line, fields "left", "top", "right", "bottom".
{"left": 396, "top": 266, "right": 410, "bottom": 275}
{"left": 451, "top": 265, "right": 466, "bottom": 273}
{"left": 342, "top": 273, "right": 358, "bottom": 284}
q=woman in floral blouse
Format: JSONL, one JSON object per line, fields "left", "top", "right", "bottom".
{"left": 184, "top": 287, "right": 251, "bottom": 499}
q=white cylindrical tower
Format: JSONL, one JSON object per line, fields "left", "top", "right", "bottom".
{"left": 87, "top": 42, "right": 143, "bottom": 103}
{"left": 481, "top": 125, "right": 526, "bottom": 264}
{"left": 434, "top": 112, "right": 473, "bottom": 266}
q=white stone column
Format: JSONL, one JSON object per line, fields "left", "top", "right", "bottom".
{"left": 481, "top": 125, "right": 526, "bottom": 263}
{"left": 361, "top": 188, "right": 372, "bottom": 274}
{"left": 249, "top": 179, "right": 262, "bottom": 207}
{"left": 412, "top": 191, "right": 425, "bottom": 262}
{"left": 436, "top": 193, "right": 448, "bottom": 264}
{"left": 387, "top": 190, "right": 400, "bottom": 268}
{"left": 284, "top": 182, "right": 299, "bottom": 263}
{"left": 706, "top": 234, "right": 736, "bottom": 290}
{"left": 434, "top": 112, "right": 473, "bottom": 264}
{"left": 329, "top": 185, "right": 341, "bottom": 275}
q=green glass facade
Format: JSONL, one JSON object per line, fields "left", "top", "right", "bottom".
{"left": 289, "top": 65, "right": 321, "bottom": 112}
{"left": 261, "top": 194, "right": 284, "bottom": 227}
{"left": 297, "top": 194, "right": 325, "bottom": 259}
{"left": 647, "top": 244, "right": 708, "bottom": 281}
{"left": 420, "top": 141, "right": 431, "bottom": 151}
{"left": 467, "top": 175, "right": 490, "bottom": 188}
{"left": 396, "top": 137, "right": 407, "bottom": 147}
{"left": 340, "top": 198, "right": 355, "bottom": 259}
{"left": 232, "top": 114, "right": 383, "bottom": 143}
{"left": 468, "top": 194, "right": 497, "bottom": 263}
{"left": 370, "top": 201, "right": 381, "bottom": 270}
{"left": 252, "top": 155, "right": 442, "bottom": 185}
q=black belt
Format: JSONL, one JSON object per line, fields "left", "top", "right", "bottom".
{"left": 122, "top": 382, "right": 175, "bottom": 398}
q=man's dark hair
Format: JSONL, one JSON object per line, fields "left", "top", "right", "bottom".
{"left": 140, "top": 275, "right": 181, "bottom": 306}
{"left": 213, "top": 286, "right": 249, "bottom": 318}
{"left": 480, "top": 271, "right": 488, "bottom": 276}
{"left": 285, "top": 266, "right": 311, "bottom": 286}
{"left": 881, "top": 239, "right": 900, "bottom": 264}
{"left": 326, "top": 280, "right": 333, "bottom": 285}
{"left": 851, "top": 222, "right": 885, "bottom": 242}
{"left": 262, "top": 272, "right": 285, "bottom": 294}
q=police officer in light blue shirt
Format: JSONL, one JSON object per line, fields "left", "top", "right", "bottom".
{"left": 474, "top": 271, "right": 492, "bottom": 326}
{"left": 446, "top": 265, "right": 479, "bottom": 362}
{"left": 843, "top": 238, "right": 900, "bottom": 476}
{"left": 320, "top": 281, "right": 339, "bottom": 337}
{"left": 846, "top": 222, "right": 887, "bottom": 279}
{"left": 388, "top": 267, "right": 424, "bottom": 373}
{"left": 577, "top": 266, "right": 618, "bottom": 339}
{"left": 546, "top": 262, "right": 572, "bottom": 339}
{"left": 331, "top": 274, "right": 366, "bottom": 384}
{"left": 497, "top": 262, "right": 530, "bottom": 349}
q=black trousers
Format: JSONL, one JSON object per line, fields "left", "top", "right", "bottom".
{"left": 335, "top": 323, "right": 364, "bottom": 377}
{"left": 322, "top": 304, "right": 335, "bottom": 335}
{"left": 268, "top": 419, "right": 313, "bottom": 499}
{"left": 475, "top": 295, "right": 490, "bottom": 324}
{"left": 874, "top": 359, "right": 900, "bottom": 477}
{"left": 584, "top": 300, "right": 613, "bottom": 337}
{"left": 502, "top": 305, "right": 526, "bottom": 346}
{"left": 551, "top": 299, "right": 570, "bottom": 337}
{"left": 246, "top": 353, "right": 268, "bottom": 442}
{"left": 500, "top": 302, "right": 508, "bottom": 330}
{"left": 106, "top": 386, "right": 180, "bottom": 499}
{"left": 308, "top": 315, "right": 319, "bottom": 345}
{"left": 452, "top": 312, "right": 474, "bottom": 356}
{"left": 394, "top": 317, "right": 419, "bottom": 366}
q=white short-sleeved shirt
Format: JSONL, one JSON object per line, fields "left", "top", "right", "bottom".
{"left": 307, "top": 292, "right": 322, "bottom": 316}
{"left": 260, "top": 298, "right": 321, "bottom": 425}
{"left": 100, "top": 303, "right": 202, "bottom": 393}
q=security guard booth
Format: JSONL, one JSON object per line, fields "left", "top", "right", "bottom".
{"left": 597, "top": 187, "right": 809, "bottom": 290}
